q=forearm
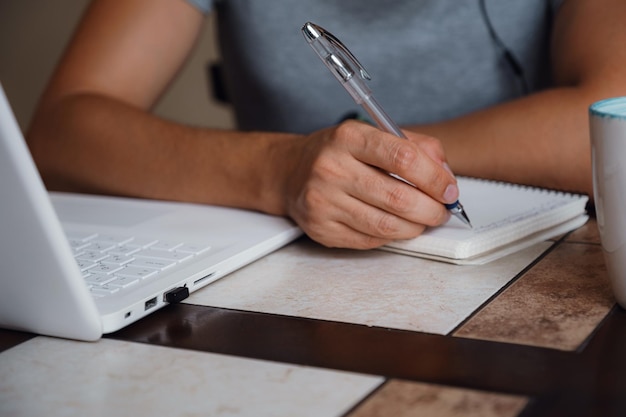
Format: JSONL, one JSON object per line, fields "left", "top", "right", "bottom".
{"left": 26, "top": 93, "right": 300, "bottom": 215}
{"left": 416, "top": 0, "right": 626, "bottom": 198}
{"left": 410, "top": 86, "right": 595, "bottom": 195}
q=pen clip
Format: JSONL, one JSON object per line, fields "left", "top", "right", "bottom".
{"left": 302, "top": 22, "right": 371, "bottom": 82}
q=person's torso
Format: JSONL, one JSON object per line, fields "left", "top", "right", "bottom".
{"left": 203, "top": 0, "right": 559, "bottom": 133}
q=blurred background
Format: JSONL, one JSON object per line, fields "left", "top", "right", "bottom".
{"left": 0, "top": 0, "right": 235, "bottom": 133}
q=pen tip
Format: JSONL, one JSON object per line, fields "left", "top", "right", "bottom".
{"left": 461, "top": 211, "right": 472, "bottom": 228}
{"left": 446, "top": 201, "right": 472, "bottom": 228}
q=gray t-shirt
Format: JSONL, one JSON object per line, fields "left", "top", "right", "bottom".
{"left": 188, "top": 0, "right": 562, "bottom": 134}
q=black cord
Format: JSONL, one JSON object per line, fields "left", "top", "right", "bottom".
{"left": 478, "top": 0, "right": 529, "bottom": 95}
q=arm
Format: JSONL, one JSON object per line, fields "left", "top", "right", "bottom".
{"left": 27, "top": 0, "right": 457, "bottom": 249}
{"left": 409, "top": 0, "right": 626, "bottom": 196}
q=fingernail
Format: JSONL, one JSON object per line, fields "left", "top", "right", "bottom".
{"left": 443, "top": 183, "right": 459, "bottom": 203}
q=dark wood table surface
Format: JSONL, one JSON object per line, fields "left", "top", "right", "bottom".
{"left": 2, "top": 218, "right": 625, "bottom": 417}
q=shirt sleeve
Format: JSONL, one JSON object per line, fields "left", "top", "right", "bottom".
{"left": 185, "top": 0, "right": 212, "bottom": 15}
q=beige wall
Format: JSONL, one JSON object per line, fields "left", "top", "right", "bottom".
{"left": 0, "top": 0, "right": 234, "bottom": 133}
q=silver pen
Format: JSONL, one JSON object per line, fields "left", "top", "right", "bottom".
{"left": 301, "top": 22, "right": 471, "bottom": 227}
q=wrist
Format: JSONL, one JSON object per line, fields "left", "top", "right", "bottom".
{"left": 258, "top": 132, "right": 304, "bottom": 216}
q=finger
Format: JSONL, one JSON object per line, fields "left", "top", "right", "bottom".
{"left": 309, "top": 221, "right": 393, "bottom": 250}
{"left": 345, "top": 123, "right": 459, "bottom": 205}
{"left": 298, "top": 206, "right": 394, "bottom": 249}
{"left": 305, "top": 211, "right": 421, "bottom": 250}
{"left": 342, "top": 164, "right": 451, "bottom": 228}
{"left": 293, "top": 181, "right": 430, "bottom": 247}
{"left": 337, "top": 194, "right": 430, "bottom": 240}
{"left": 306, "top": 182, "right": 435, "bottom": 241}
{"left": 284, "top": 176, "right": 390, "bottom": 249}
{"left": 321, "top": 145, "right": 451, "bottom": 227}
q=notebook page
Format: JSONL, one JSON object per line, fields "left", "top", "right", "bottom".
{"left": 383, "top": 177, "right": 589, "bottom": 261}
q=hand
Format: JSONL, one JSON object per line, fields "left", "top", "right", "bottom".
{"left": 282, "top": 120, "right": 458, "bottom": 249}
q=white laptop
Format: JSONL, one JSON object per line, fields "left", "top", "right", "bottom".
{"left": 0, "top": 83, "right": 302, "bottom": 341}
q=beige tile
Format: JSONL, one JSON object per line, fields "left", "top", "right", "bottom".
{"left": 454, "top": 242, "right": 614, "bottom": 350}
{"left": 348, "top": 380, "right": 527, "bottom": 417}
{"left": 187, "top": 239, "right": 551, "bottom": 335}
{"left": 0, "top": 337, "right": 382, "bottom": 417}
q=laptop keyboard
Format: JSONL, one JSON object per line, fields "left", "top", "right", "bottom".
{"left": 66, "top": 232, "right": 211, "bottom": 298}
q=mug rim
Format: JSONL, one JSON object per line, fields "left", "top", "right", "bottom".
{"left": 590, "top": 97, "right": 626, "bottom": 119}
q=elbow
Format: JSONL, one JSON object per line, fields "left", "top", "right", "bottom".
{"left": 25, "top": 111, "right": 75, "bottom": 192}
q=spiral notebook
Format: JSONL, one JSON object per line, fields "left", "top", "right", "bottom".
{"left": 382, "top": 177, "right": 589, "bottom": 265}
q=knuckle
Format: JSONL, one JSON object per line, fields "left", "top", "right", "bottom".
{"left": 424, "top": 164, "right": 450, "bottom": 194}
{"left": 334, "top": 120, "right": 361, "bottom": 143}
{"left": 384, "top": 183, "right": 413, "bottom": 213}
{"left": 309, "top": 155, "right": 339, "bottom": 183}
{"left": 335, "top": 120, "right": 353, "bottom": 135}
{"left": 390, "top": 142, "right": 418, "bottom": 173}
{"left": 357, "top": 235, "right": 388, "bottom": 250}
{"left": 300, "top": 185, "right": 325, "bottom": 213}
{"left": 371, "top": 212, "right": 400, "bottom": 237}
{"left": 423, "top": 205, "right": 449, "bottom": 227}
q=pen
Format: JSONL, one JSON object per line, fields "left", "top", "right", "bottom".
{"left": 301, "top": 22, "right": 472, "bottom": 228}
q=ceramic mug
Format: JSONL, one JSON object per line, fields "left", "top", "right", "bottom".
{"left": 590, "top": 97, "right": 626, "bottom": 308}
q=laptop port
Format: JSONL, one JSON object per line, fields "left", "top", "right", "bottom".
{"left": 144, "top": 297, "right": 158, "bottom": 311}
